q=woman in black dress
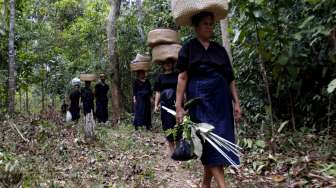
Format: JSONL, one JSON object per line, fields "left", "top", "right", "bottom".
{"left": 175, "top": 12, "right": 242, "bottom": 188}
{"left": 154, "top": 59, "right": 181, "bottom": 154}
{"left": 81, "top": 81, "right": 94, "bottom": 116}
{"left": 95, "top": 74, "right": 109, "bottom": 123}
{"left": 133, "top": 70, "right": 153, "bottom": 130}
{"left": 69, "top": 85, "right": 81, "bottom": 121}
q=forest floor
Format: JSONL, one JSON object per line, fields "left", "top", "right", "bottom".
{"left": 0, "top": 112, "right": 336, "bottom": 188}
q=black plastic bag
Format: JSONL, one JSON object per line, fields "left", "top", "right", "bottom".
{"left": 171, "top": 138, "right": 197, "bottom": 161}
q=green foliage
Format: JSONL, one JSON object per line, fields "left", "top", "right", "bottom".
{"left": 0, "top": 151, "right": 23, "bottom": 187}
{"left": 231, "top": 0, "right": 336, "bottom": 129}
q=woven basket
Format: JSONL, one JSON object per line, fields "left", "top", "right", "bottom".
{"left": 171, "top": 0, "right": 229, "bottom": 26}
{"left": 80, "top": 74, "right": 96, "bottom": 81}
{"left": 130, "top": 62, "right": 151, "bottom": 72}
{"left": 133, "top": 53, "right": 151, "bottom": 63}
{"left": 147, "top": 29, "right": 180, "bottom": 48}
{"left": 152, "top": 44, "right": 182, "bottom": 64}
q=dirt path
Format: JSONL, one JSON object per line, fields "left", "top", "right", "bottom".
{"left": 149, "top": 133, "right": 201, "bottom": 188}
{"left": 2, "top": 117, "right": 335, "bottom": 187}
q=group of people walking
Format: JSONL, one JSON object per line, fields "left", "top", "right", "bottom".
{"left": 63, "top": 3, "right": 241, "bottom": 187}
{"left": 66, "top": 74, "right": 109, "bottom": 123}
{"left": 132, "top": 9, "right": 242, "bottom": 187}
{"left": 132, "top": 59, "right": 180, "bottom": 152}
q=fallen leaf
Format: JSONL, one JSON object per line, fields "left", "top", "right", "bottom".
{"left": 271, "top": 175, "right": 286, "bottom": 183}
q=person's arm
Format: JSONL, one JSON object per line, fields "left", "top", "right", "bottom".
{"left": 230, "top": 80, "right": 242, "bottom": 122}
{"left": 154, "top": 91, "right": 160, "bottom": 113}
{"left": 176, "top": 71, "right": 188, "bottom": 124}
{"left": 94, "top": 84, "right": 97, "bottom": 97}
{"left": 153, "top": 76, "right": 161, "bottom": 112}
{"left": 147, "top": 80, "right": 154, "bottom": 105}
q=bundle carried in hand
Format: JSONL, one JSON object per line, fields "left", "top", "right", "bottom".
{"left": 130, "top": 54, "right": 151, "bottom": 72}
{"left": 147, "top": 28, "right": 181, "bottom": 64}
{"left": 171, "top": 0, "right": 229, "bottom": 26}
{"left": 162, "top": 105, "right": 242, "bottom": 168}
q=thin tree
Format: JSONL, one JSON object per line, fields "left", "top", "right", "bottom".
{"left": 220, "top": 18, "right": 232, "bottom": 61}
{"left": 136, "top": 0, "right": 145, "bottom": 44}
{"left": 8, "top": 0, "right": 16, "bottom": 115}
{"left": 0, "top": 0, "right": 7, "bottom": 36}
{"left": 107, "top": 0, "right": 122, "bottom": 124}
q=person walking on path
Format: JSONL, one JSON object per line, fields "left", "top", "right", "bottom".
{"left": 133, "top": 70, "right": 153, "bottom": 130}
{"left": 154, "top": 59, "right": 181, "bottom": 155}
{"left": 95, "top": 74, "right": 109, "bottom": 123}
{"left": 175, "top": 11, "right": 242, "bottom": 188}
{"left": 69, "top": 84, "right": 81, "bottom": 122}
{"left": 81, "top": 81, "right": 94, "bottom": 116}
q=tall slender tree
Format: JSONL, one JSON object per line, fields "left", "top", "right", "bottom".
{"left": 8, "top": 0, "right": 15, "bottom": 115}
{"left": 107, "top": 0, "right": 122, "bottom": 124}
{"left": 220, "top": 18, "right": 232, "bottom": 61}
{"left": 0, "top": 0, "right": 7, "bottom": 36}
{"left": 136, "top": 0, "right": 145, "bottom": 45}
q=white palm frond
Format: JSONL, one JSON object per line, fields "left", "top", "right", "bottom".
{"left": 162, "top": 106, "right": 242, "bottom": 168}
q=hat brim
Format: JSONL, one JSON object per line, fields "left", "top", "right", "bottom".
{"left": 171, "top": 1, "right": 229, "bottom": 26}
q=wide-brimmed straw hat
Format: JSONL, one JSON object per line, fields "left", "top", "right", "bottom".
{"left": 80, "top": 74, "right": 96, "bottom": 81}
{"left": 147, "top": 29, "right": 180, "bottom": 48}
{"left": 130, "top": 54, "right": 151, "bottom": 72}
{"left": 152, "top": 44, "right": 182, "bottom": 64}
{"left": 171, "top": 0, "right": 229, "bottom": 26}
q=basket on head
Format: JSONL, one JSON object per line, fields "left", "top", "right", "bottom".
{"left": 152, "top": 44, "right": 182, "bottom": 64}
{"left": 147, "top": 29, "right": 180, "bottom": 48}
{"left": 130, "top": 62, "right": 151, "bottom": 72}
{"left": 133, "top": 53, "right": 151, "bottom": 63}
{"left": 130, "top": 54, "right": 151, "bottom": 72}
{"left": 80, "top": 74, "right": 96, "bottom": 81}
{"left": 171, "top": 0, "right": 229, "bottom": 26}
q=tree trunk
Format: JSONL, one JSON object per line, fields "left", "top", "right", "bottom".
{"left": 136, "top": 0, "right": 145, "bottom": 45}
{"left": 52, "top": 94, "right": 55, "bottom": 108}
{"left": 7, "top": 0, "right": 15, "bottom": 116}
{"left": 41, "top": 81, "right": 45, "bottom": 111}
{"left": 84, "top": 112, "right": 96, "bottom": 142}
{"left": 220, "top": 18, "right": 233, "bottom": 62}
{"left": 19, "top": 90, "right": 22, "bottom": 113}
{"left": 25, "top": 88, "right": 29, "bottom": 114}
{"left": 0, "top": 0, "right": 7, "bottom": 36}
{"left": 254, "top": 20, "right": 274, "bottom": 135}
{"left": 107, "top": 0, "right": 122, "bottom": 124}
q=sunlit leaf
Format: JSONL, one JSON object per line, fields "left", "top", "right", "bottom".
{"left": 278, "top": 121, "right": 289, "bottom": 133}
{"left": 271, "top": 175, "right": 286, "bottom": 182}
{"left": 327, "top": 79, "right": 336, "bottom": 94}
{"left": 299, "top": 16, "right": 314, "bottom": 29}
{"left": 255, "top": 140, "right": 266, "bottom": 148}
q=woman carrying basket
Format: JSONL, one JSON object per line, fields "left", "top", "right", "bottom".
{"left": 175, "top": 11, "right": 242, "bottom": 188}
{"left": 149, "top": 29, "right": 183, "bottom": 155}
{"left": 154, "top": 58, "right": 181, "bottom": 154}
{"left": 131, "top": 54, "right": 153, "bottom": 131}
